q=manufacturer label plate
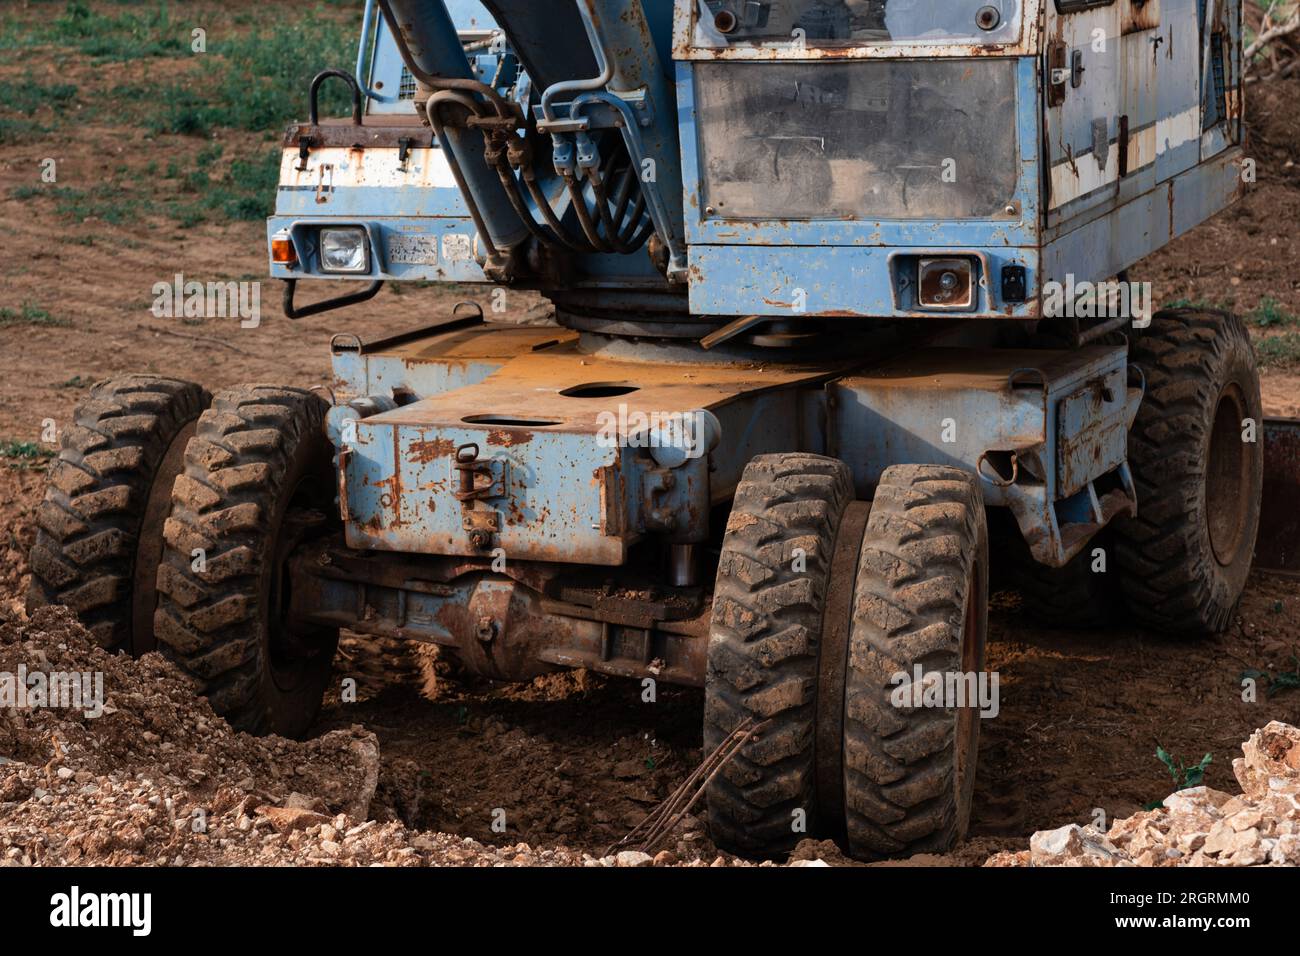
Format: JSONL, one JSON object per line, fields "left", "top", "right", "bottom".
{"left": 387, "top": 234, "right": 438, "bottom": 264}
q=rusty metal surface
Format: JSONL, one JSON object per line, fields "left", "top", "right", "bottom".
{"left": 552, "top": 582, "right": 704, "bottom": 627}
{"left": 671, "top": 0, "right": 1044, "bottom": 60}
{"left": 1256, "top": 418, "right": 1300, "bottom": 574}
{"left": 1055, "top": 363, "right": 1130, "bottom": 499}
{"left": 331, "top": 308, "right": 486, "bottom": 356}
{"left": 330, "top": 321, "right": 575, "bottom": 404}
{"left": 287, "top": 537, "right": 709, "bottom": 686}
{"left": 282, "top": 122, "right": 434, "bottom": 149}
{"left": 376, "top": 341, "right": 833, "bottom": 432}
{"left": 830, "top": 345, "right": 1140, "bottom": 567}
{"left": 533, "top": 613, "right": 708, "bottom": 688}
{"left": 343, "top": 340, "right": 850, "bottom": 563}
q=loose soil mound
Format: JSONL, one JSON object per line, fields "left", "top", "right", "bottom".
{"left": 0, "top": 607, "right": 770, "bottom": 866}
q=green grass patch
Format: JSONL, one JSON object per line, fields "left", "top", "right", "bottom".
{"left": 173, "top": 148, "right": 282, "bottom": 224}
{"left": 1, "top": 1, "right": 358, "bottom": 227}
{"left": 18, "top": 146, "right": 282, "bottom": 226}
{"left": 1249, "top": 296, "right": 1298, "bottom": 328}
{"left": 42, "top": 182, "right": 146, "bottom": 225}
{"left": 213, "top": 151, "right": 282, "bottom": 219}
{"left": 4, "top": 3, "right": 357, "bottom": 127}
{"left": 10, "top": 184, "right": 47, "bottom": 201}
{"left": 145, "top": 16, "right": 358, "bottom": 136}
{"left": 5, "top": 1, "right": 189, "bottom": 62}
{"left": 1257, "top": 332, "right": 1300, "bottom": 367}
{"left": 0, "top": 439, "right": 56, "bottom": 470}
{"left": 0, "top": 302, "right": 70, "bottom": 328}
{"left": 0, "top": 116, "right": 48, "bottom": 144}
{"left": 0, "top": 74, "right": 78, "bottom": 117}
{"left": 1160, "top": 298, "right": 1231, "bottom": 312}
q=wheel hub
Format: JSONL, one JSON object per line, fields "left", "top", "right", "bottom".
{"left": 1206, "top": 383, "right": 1251, "bottom": 567}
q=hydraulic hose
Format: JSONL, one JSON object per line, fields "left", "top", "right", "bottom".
{"left": 520, "top": 168, "right": 596, "bottom": 253}
{"left": 425, "top": 90, "right": 501, "bottom": 261}
{"left": 492, "top": 152, "right": 569, "bottom": 250}
{"left": 538, "top": 4, "right": 614, "bottom": 123}
{"left": 585, "top": 165, "right": 634, "bottom": 255}
{"left": 564, "top": 174, "right": 610, "bottom": 252}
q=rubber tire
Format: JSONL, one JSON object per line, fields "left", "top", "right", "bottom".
{"left": 1113, "top": 308, "right": 1263, "bottom": 636}
{"left": 27, "top": 376, "right": 210, "bottom": 654}
{"left": 704, "top": 453, "right": 853, "bottom": 858}
{"left": 154, "top": 385, "right": 339, "bottom": 738}
{"left": 843, "top": 464, "right": 988, "bottom": 860}
{"left": 1012, "top": 529, "right": 1117, "bottom": 629}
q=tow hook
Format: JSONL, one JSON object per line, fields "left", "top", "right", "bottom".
{"left": 455, "top": 443, "right": 501, "bottom": 549}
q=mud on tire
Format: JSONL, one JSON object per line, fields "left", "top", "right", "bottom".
{"left": 704, "top": 453, "right": 853, "bottom": 857}
{"left": 843, "top": 464, "right": 988, "bottom": 859}
{"left": 1113, "top": 308, "right": 1263, "bottom": 636}
{"left": 154, "top": 385, "right": 339, "bottom": 738}
{"left": 27, "top": 376, "right": 210, "bottom": 654}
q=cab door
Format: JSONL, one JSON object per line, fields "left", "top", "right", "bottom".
{"left": 1043, "top": 1, "right": 1159, "bottom": 225}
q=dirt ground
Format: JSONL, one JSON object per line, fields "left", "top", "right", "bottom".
{"left": 3, "top": 9, "right": 1300, "bottom": 867}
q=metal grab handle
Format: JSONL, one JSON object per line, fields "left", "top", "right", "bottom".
{"left": 1007, "top": 367, "right": 1046, "bottom": 389}
{"left": 309, "top": 69, "right": 364, "bottom": 125}
{"left": 282, "top": 278, "right": 384, "bottom": 320}
{"left": 354, "top": 0, "right": 396, "bottom": 104}
{"left": 977, "top": 451, "right": 1020, "bottom": 488}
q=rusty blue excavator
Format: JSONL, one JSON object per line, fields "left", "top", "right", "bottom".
{"left": 28, "top": 0, "right": 1300, "bottom": 861}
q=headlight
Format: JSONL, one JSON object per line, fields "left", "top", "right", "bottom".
{"left": 918, "top": 258, "right": 975, "bottom": 311}
{"left": 320, "top": 228, "right": 370, "bottom": 274}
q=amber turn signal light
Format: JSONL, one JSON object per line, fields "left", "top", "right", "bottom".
{"left": 271, "top": 231, "right": 297, "bottom": 265}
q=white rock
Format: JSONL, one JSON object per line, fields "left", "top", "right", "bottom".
{"left": 1203, "top": 823, "right": 1258, "bottom": 857}
{"left": 1030, "top": 824, "right": 1124, "bottom": 867}
{"left": 1270, "top": 834, "right": 1300, "bottom": 864}
{"left": 1233, "top": 722, "right": 1300, "bottom": 800}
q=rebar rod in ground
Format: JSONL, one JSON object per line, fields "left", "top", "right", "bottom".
{"left": 624, "top": 719, "right": 759, "bottom": 855}
{"left": 602, "top": 729, "right": 737, "bottom": 856}
{"left": 645, "top": 722, "right": 750, "bottom": 828}
{"left": 637, "top": 725, "right": 759, "bottom": 855}
{"left": 644, "top": 720, "right": 755, "bottom": 833}
{"left": 602, "top": 718, "right": 757, "bottom": 857}
{"left": 634, "top": 725, "right": 757, "bottom": 853}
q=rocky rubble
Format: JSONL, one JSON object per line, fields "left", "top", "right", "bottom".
{"left": 1, "top": 606, "right": 418, "bottom": 865}
{"left": 987, "top": 721, "right": 1300, "bottom": 867}
{"left": 0, "top": 606, "right": 783, "bottom": 867}
{"left": 20, "top": 600, "right": 1298, "bottom": 869}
